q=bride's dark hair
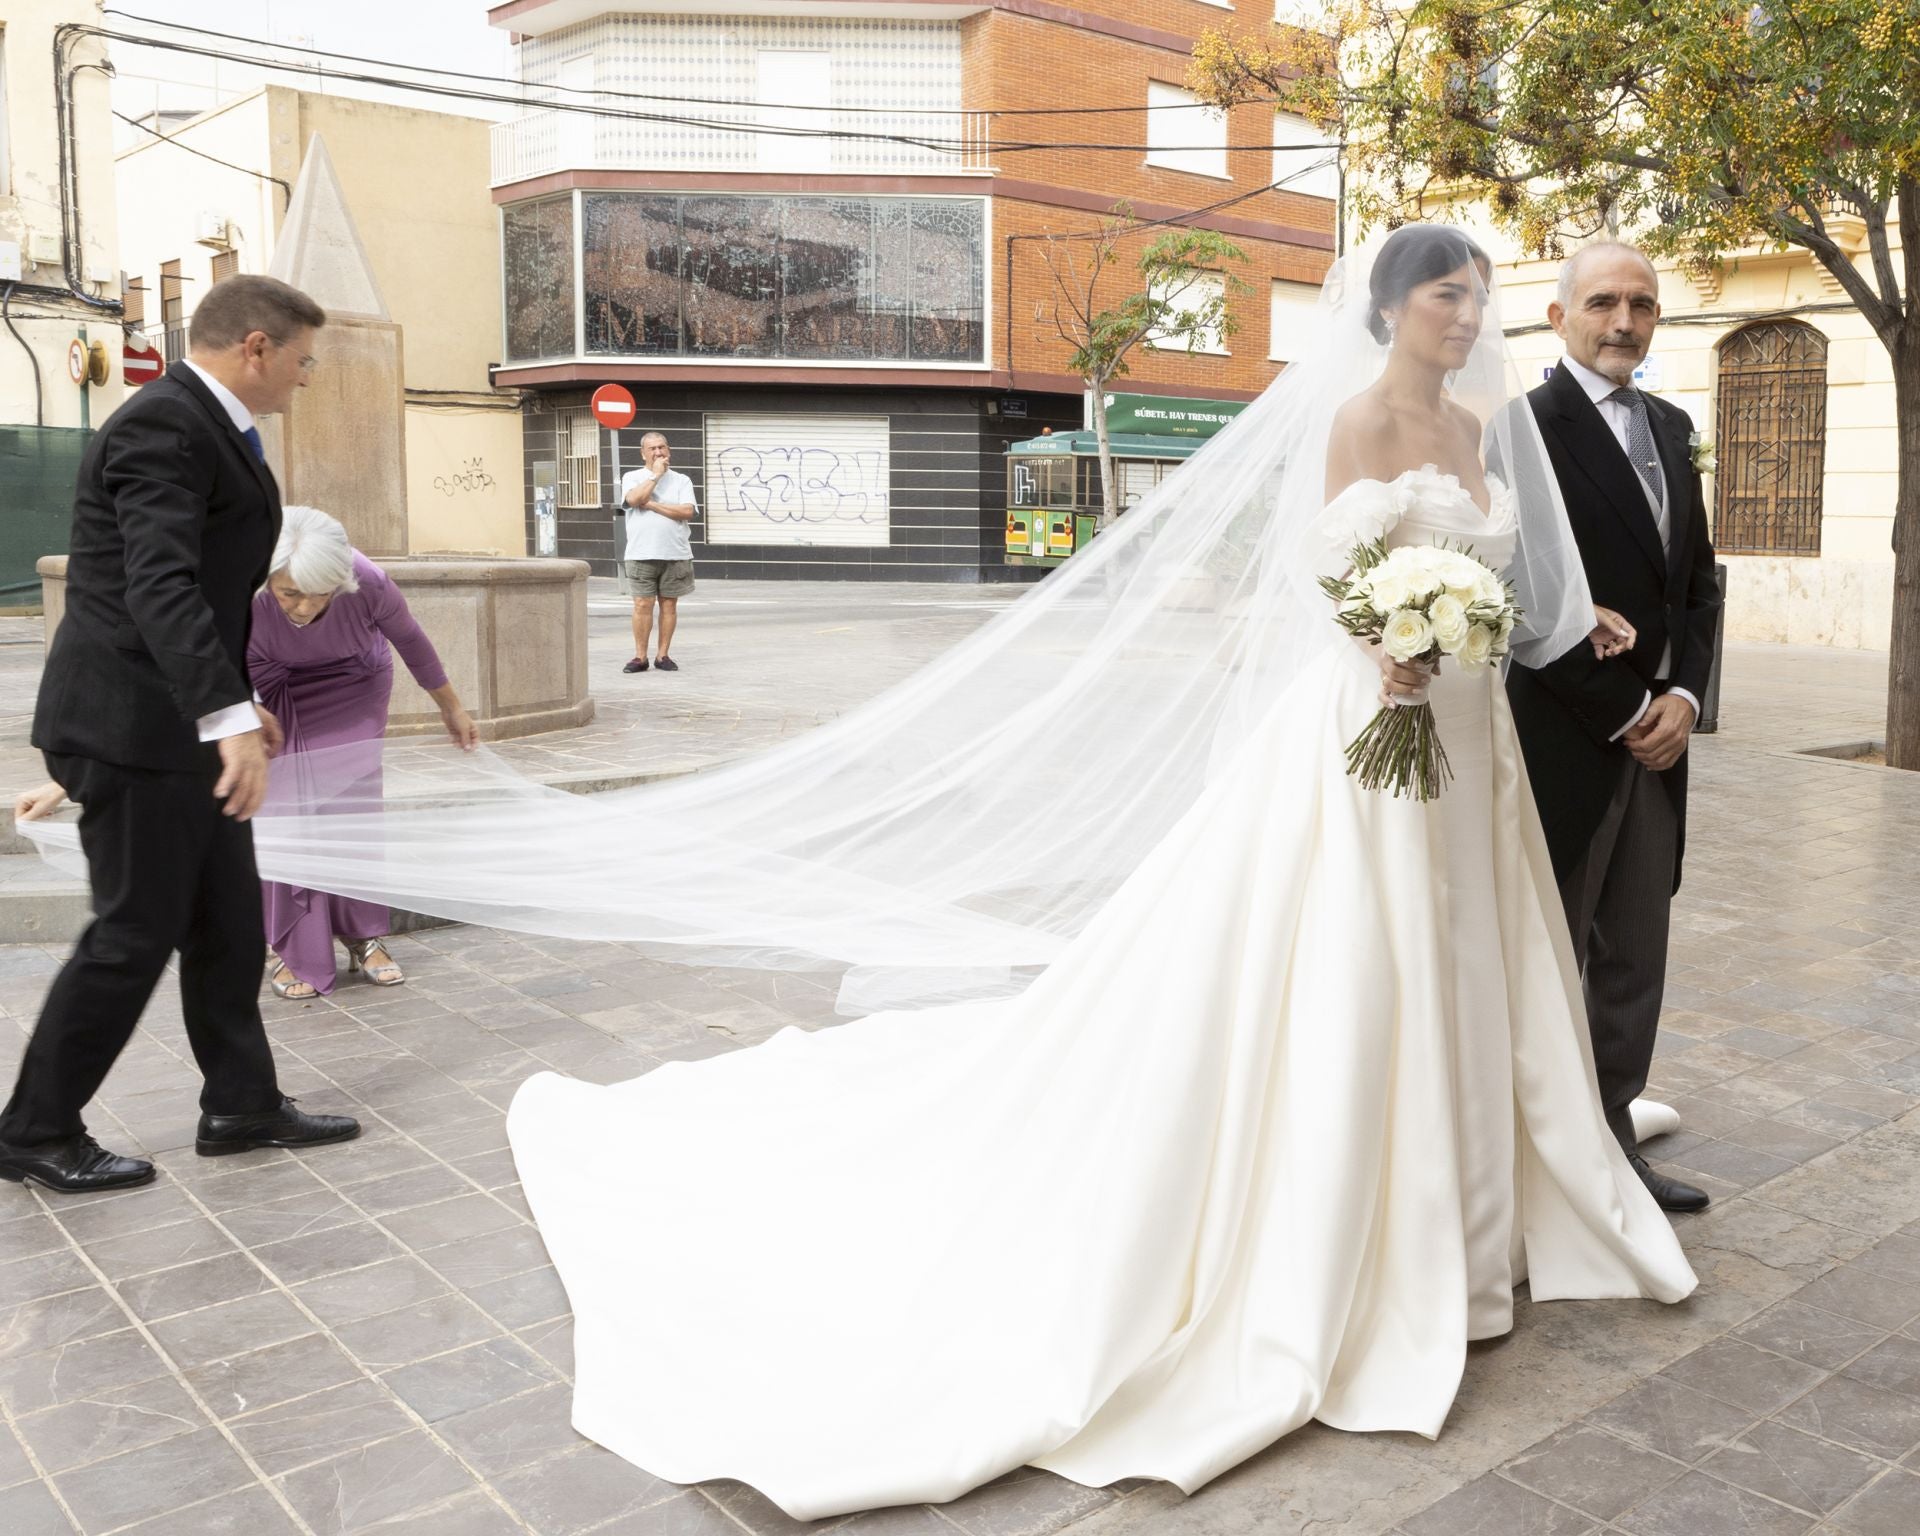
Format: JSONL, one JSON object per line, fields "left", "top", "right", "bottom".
{"left": 1366, "top": 225, "right": 1492, "bottom": 343}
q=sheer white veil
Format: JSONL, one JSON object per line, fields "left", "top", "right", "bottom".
{"left": 22, "top": 228, "right": 1592, "bottom": 1013}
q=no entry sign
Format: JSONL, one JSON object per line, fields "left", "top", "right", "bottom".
{"left": 123, "top": 340, "right": 165, "bottom": 386}
{"left": 590, "top": 384, "right": 637, "bottom": 431}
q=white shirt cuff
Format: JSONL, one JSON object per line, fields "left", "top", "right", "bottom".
{"left": 1609, "top": 691, "right": 1653, "bottom": 742}
{"left": 196, "top": 701, "right": 261, "bottom": 742}
{"left": 1667, "top": 686, "right": 1701, "bottom": 724}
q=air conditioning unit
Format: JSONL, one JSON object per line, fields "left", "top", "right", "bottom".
{"left": 194, "top": 213, "right": 233, "bottom": 249}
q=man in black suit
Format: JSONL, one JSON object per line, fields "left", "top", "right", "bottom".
{"left": 0, "top": 275, "right": 359, "bottom": 1193}
{"left": 1507, "top": 242, "right": 1722, "bottom": 1215}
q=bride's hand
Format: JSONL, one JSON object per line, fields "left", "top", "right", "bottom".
{"left": 1365, "top": 642, "right": 1437, "bottom": 709}
{"left": 1589, "top": 606, "right": 1636, "bottom": 660}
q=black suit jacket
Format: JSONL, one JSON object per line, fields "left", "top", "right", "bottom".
{"left": 34, "top": 363, "right": 282, "bottom": 773}
{"left": 1505, "top": 363, "right": 1721, "bottom": 892}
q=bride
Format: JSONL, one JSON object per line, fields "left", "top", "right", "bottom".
{"left": 15, "top": 226, "right": 1698, "bottom": 1517}
{"left": 503, "top": 225, "right": 1697, "bottom": 1518}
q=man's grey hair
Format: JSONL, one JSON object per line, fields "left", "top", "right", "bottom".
{"left": 269, "top": 504, "right": 359, "bottom": 595}
{"left": 640, "top": 431, "right": 668, "bottom": 448}
{"left": 1557, "top": 242, "right": 1660, "bottom": 308}
{"left": 191, "top": 274, "right": 326, "bottom": 351}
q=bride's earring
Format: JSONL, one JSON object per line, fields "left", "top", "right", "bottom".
{"left": 1384, "top": 316, "right": 1398, "bottom": 347}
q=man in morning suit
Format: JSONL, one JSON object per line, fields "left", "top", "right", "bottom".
{"left": 0, "top": 276, "right": 360, "bottom": 1193}
{"left": 1507, "top": 242, "right": 1724, "bottom": 1215}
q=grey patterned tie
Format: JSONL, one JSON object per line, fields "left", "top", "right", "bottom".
{"left": 1608, "top": 385, "right": 1668, "bottom": 546}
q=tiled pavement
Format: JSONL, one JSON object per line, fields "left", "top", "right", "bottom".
{"left": 2, "top": 588, "right": 1918, "bottom": 1535}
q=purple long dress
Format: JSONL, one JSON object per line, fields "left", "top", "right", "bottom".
{"left": 248, "top": 551, "right": 449, "bottom": 994}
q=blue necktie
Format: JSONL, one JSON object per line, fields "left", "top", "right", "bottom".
{"left": 242, "top": 426, "right": 265, "bottom": 463}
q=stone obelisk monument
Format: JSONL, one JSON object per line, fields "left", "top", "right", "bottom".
{"left": 260, "top": 135, "right": 407, "bottom": 554}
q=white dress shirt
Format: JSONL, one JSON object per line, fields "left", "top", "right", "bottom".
{"left": 1559, "top": 356, "right": 1700, "bottom": 741}
{"left": 181, "top": 360, "right": 265, "bottom": 744}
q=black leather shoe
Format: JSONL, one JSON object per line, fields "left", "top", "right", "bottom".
{"left": 1629, "top": 1152, "right": 1710, "bottom": 1213}
{"left": 0, "top": 1134, "right": 156, "bottom": 1193}
{"left": 197, "top": 1097, "right": 360, "bottom": 1157}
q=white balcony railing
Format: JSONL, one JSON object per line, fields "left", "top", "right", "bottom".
{"left": 491, "top": 107, "right": 993, "bottom": 187}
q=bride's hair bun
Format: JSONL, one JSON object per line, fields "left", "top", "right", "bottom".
{"left": 1367, "top": 225, "right": 1493, "bottom": 343}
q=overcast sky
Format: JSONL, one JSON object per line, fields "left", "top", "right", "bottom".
{"left": 108, "top": 0, "right": 514, "bottom": 134}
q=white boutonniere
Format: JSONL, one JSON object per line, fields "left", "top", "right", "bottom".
{"left": 1688, "top": 431, "right": 1716, "bottom": 475}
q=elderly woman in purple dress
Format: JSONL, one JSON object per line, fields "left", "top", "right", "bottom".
{"left": 252, "top": 506, "right": 478, "bottom": 1000}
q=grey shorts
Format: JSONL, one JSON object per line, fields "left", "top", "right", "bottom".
{"left": 624, "top": 559, "right": 695, "bottom": 599}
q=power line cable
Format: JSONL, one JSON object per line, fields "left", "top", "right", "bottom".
{"left": 112, "top": 108, "right": 293, "bottom": 203}
{"left": 102, "top": 8, "right": 1288, "bottom": 119}
{"left": 80, "top": 19, "right": 1338, "bottom": 157}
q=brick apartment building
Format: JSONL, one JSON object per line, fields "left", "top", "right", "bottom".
{"left": 487, "top": 0, "right": 1338, "bottom": 579}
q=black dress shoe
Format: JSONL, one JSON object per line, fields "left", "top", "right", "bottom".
{"left": 622, "top": 657, "right": 649, "bottom": 674}
{"left": 0, "top": 1134, "right": 156, "bottom": 1193}
{"left": 1628, "top": 1152, "right": 1710, "bottom": 1213}
{"left": 197, "top": 1097, "right": 360, "bottom": 1157}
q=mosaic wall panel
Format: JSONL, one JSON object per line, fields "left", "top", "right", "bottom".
{"left": 513, "top": 16, "right": 965, "bottom": 174}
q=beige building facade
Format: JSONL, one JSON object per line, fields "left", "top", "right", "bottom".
{"left": 1461, "top": 216, "right": 1902, "bottom": 651}
{"left": 114, "top": 85, "right": 524, "bottom": 557}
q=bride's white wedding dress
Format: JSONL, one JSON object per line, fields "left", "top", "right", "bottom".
{"left": 507, "top": 467, "right": 1696, "bottom": 1520}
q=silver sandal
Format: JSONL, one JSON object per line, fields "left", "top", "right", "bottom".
{"left": 344, "top": 938, "right": 405, "bottom": 987}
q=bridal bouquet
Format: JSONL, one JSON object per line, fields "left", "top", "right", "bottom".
{"left": 1319, "top": 541, "right": 1519, "bottom": 801}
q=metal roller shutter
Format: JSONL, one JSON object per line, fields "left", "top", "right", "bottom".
{"left": 703, "top": 412, "right": 890, "bottom": 547}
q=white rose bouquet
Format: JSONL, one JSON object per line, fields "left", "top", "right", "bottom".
{"left": 1319, "top": 540, "right": 1521, "bottom": 801}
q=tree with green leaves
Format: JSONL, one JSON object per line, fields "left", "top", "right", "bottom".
{"left": 1192, "top": 1, "right": 1920, "bottom": 766}
{"left": 1036, "top": 207, "right": 1250, "bottom": 528}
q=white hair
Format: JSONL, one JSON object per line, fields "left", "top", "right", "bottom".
{"left": 269, "top": 505, "right": 360, "bottom": 595}
{"left": 1557, "top": 241, "right": 1660, "bottom": 308}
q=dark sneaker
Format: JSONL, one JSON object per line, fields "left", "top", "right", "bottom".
{"left": 622, "top": 657, "right": 649, "bottom": 674}
{"left": 0, "top": 1134, "right": 156, "bottom": 1193}
{"left": 654, "top": 656, "right": 680, "bottom": 672}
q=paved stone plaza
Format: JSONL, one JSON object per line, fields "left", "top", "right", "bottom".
{"left": 2, "top": 583, "right": 1919, "bottom": 1536}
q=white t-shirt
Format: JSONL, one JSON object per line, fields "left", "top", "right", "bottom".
{"left": 621, "top": 467, "right": 697, "bottom": 562}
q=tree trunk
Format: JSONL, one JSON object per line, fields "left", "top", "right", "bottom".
{"left": 1887, "top": 326, "right": 1920, "bottom": 770}
{"left": 1091, "top": 384, "right": 1119, "bottom": 530}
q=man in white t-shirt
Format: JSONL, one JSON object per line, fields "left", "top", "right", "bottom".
{"left": 616, "top": 431, "right": 697, "bottom": 673}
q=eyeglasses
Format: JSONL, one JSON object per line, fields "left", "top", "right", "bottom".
{"left": 266, "top": 336, "right": 318, "bottom": 373}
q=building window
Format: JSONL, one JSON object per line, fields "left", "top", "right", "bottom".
{"left": 210, "top": 249, "right": 238, "bottom": 285}
{"left": 757, "top": 50, "right": 832, "bottom": 174}
{"left": 1146, "top": 82, "right": 1228, "bottom": 180}
{"left": 556, "top": 408, "right": 600, "bottom": 507}
{"left": 123, "top": 277, "right": 146, "bottom": 329}
{"left": 1271, "top": 111, "right": 1339, "bottom": 200}
{"left": 704, "top": 412, "right": 890, "bottom": 547}
{"left": 160, "top": 259, "right": 188, "bottom": 362}
{"left": 1714, "top": 320, "right": 1828, "bottom": 555}
{"left": 578, "top": 193, "right": 984, "bottom": 364}
{"left": 1269, "top": 278, "right": 1320, "bottom": 362}
{"left": 1147, "top": 270, "right": 1228, "bottom": 355}
{"left": 502, "top": 196, "right": 577, "bottom": 362}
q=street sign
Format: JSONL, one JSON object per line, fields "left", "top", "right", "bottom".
{"left": 590, "top": 384, "right": 637, "bottom": 431}
{"left": 1097, "top": 392, "right": 1248, "bottom": 439}
{"left": 67, "top": 339, "right": 88, "bottom": 384}
{"left": 123, "top": 340, "right": 164, "bottom": 386}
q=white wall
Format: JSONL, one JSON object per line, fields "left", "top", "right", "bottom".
{"left": 0, "top": 1, "right": 125, "bottom": 430}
